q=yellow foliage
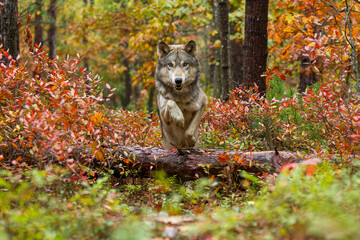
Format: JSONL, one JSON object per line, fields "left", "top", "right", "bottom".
{"left": 91, "top": 142, "right": 105, "bottom": 162}
{"left": 90, "top": 112, "right": 105, "bottom": 125}
{"left": 214, "top": 40, "right": 221, "bottom": 48}
{"left": 112, "top": 65, "right": 128, "bottom": 75}
{"left": 210, "top": 30, "right": 218, "bottom": 36}
{"left": 280, "top": 45, "right": 291, "bottom": 60}
{"left": 274, "top": 34, "right": 282, "bottom": 44}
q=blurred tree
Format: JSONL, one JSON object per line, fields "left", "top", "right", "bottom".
{"left": 0, "top": 0, "right": 20, "bottom": 62}
{"left": 230, "top": 22, "right": 243, "bottom": 87}
{"left": 123, "top": 58, "right": 132, "bottom": 108}
{"left": 48, "top": 0, "right": 57, "bottom": 60}
{"left": 34, "top": 0, "right": 43, "bottom": 47}
{"left": 242, "top": 0, "right": 268, "bottom": 95}
{"left": 82, "top": 0, "right": 94, "bottom": 70}
{"left": 217, "top": 0, "right": 231, "bottom": 101}
{"left": 212, "top": 0, "right": 221, "bottom": 98}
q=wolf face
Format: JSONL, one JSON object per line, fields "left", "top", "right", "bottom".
{"left": 156, "top": 40, "right": 200, "bottom": 93}
{"left": 155, "top": 40, "right": 208, "bottom": 148}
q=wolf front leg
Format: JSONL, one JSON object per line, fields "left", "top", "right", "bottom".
{"left": 184, "top": 100, "right": 207, "bottom": 147}
{"left": 159, "top": 97, "right": 185, "bottom": 128}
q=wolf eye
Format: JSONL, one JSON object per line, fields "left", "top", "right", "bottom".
{"left": 167, "top": 63, "right": 174, "bottom": 68}
{"left": 183, "top": 62, "right": 189, "bottom": 68}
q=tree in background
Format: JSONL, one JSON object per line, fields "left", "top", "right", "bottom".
{"left": 268, "top": 1, "right": 360, "bottom": 95}
{"left": 217, "top": 0, "right": 231, "bottom": 101}
{"left": 48, "top": 0, "right": 56, "bottom": 60}
{"left": 82, "top": 0, "right": 94, "bottom": 70}
{"left": 0, "top": 0, "right": 20, "bottom": 62}
{"left": 242, "top": 0, "right": 269, "bottom": 95}
{"left": 211, "top": 0, "right": 221, "bottom": 98}
{"left": 34, "top": 0, "right": 43, "bottom": 47}
{"left": 230, "top": 23, "right": 243, "bottom": 87}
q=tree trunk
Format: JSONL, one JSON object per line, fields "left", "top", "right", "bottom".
{"left": 34, "top": 0, "right": 43, "bottom": 47}
{"left": 0, "top": 0, "right": 20, "bottom": 63}
{"left": 82, "top": 0, "right": 94, "bottom": 70}
{"left": 88, "top": 146, "right": 300, "bottom": 181}
{"left": 48, "top": 0, "right": 57, "bottom": 60}
{"left": 209, "top": 34, "right": 216, "bottom": 96}
{"left": 123, "top": 58, "right": 132, "bottom": 108}
{"left": 212, "top": 1, "right": 221, "bottom": 98}
{"left": 231, "top": 22, "right": 244, "bottom": 87}
{"left": 83, "top": 0, "right": 89, "bottom": 70}
{"left": 147, "top": 86, "right": 155, "bottom": 113}
{"left": 242, "top": 0, "right": 268, "bottom": 95}
{"left": 217, "top": 0, "right": 231, "bottom": 101}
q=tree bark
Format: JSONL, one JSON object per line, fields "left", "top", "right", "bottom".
{"left": 82, "top": 0, "right": 94, "bottom": 70}
{"left": 123, "top": 58, "right": 132, "bottom": 108}
{"left": 34, "top": 0, "right": 43, "bottom": 47}
{"left": 242, "top": 0, "right": 268, "bottom": 95}
{"left": 94, "top": 146, "right": 299, "bottom": 181}
{"left": 0, "top": 0, "right": 20, "bottom": 62}
{"left": 217, "top": 0, "right": 231, "bottom": 101}
{"left": 147, "top": 86, "right": 155, "bottom": 113}
{"left": 209, "top": 34, "right": 216, "bottom": 96}
{"left": 212, "top": 1, "right": 221, "bottom": 98}
{"left": 48, "top": 0, "right": 57, "bottom": 60}
{"left": 231, "top": 37, "right": 243, "bottom": 87}
{"left": 0, "top": 143, "right": 302, "bottom": 181}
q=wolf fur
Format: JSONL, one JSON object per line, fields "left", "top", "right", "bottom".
{"left": 155, "top": 40, "right": 208, "bottom": 148}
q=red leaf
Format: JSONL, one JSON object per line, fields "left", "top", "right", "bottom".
{"left": 305, "top": 165, "right": 317, "bottom": 176}
{"left": 280, "top": 162, "right": 298, "bottom": 172}
{"left": 219, "top": 154, "right": 230, "bottom": 164}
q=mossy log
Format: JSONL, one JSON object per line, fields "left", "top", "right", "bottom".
{"left": 102, "top": 146, "right": 301, "bottom": 181}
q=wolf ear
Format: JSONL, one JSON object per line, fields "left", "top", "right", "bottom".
{"left": 157, "top": 41, "right": 170, "bottom": 58}
{"left": 184, "top": 40, "right": 197, "bottom": 56}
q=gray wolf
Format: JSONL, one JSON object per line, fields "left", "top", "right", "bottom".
{"left": 155, "top": 40, "right": 208, "bottom": 148}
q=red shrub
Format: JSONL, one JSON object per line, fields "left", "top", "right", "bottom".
{"left": 0, "top": 49, "right": 161, "bottom": 171}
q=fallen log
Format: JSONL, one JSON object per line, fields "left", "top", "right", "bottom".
{"left": 101, "top": 146, "right": 301, "bottom": 181}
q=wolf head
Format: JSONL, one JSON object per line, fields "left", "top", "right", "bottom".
{"left": 155, "top": 40, "right": 200, "bottom": 92}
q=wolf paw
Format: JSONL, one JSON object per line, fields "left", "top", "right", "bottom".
{"left": 185, "top": 132, "right": 196, "bottom": 147}
{"left": 166, "top": 100, "right": 185, "bottom": 128}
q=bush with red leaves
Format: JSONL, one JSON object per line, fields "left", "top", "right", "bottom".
{"left": 0, "top": 48, "right": 161, "bottom": 173}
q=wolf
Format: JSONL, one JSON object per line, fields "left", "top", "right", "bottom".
{"left": 155, "top": 40, "right": 208, "bottom": 148}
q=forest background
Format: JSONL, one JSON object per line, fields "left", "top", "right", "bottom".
{"left": 0, "top": 0, "right": 360, "bottom": 239}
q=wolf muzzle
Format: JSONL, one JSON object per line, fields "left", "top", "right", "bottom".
{"left": 175, "top": 78, "right": 183, "bottom": 90}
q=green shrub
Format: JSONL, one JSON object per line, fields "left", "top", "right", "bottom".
{"left": 242, "top": 162, "right": 360, "bottom": 239}
{"left": 0, "top": 169, "right": 151, "bottom": 240}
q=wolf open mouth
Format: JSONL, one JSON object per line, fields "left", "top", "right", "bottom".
{"left": 175, "top": 84, "right": 183, "bottom": 90}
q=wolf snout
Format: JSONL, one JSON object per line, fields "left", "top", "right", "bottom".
{"left": 174, "top": 78, "right": 183, "bottom": 90}
{"left": 175, "top": 78, "right": 183, "bottom": 85}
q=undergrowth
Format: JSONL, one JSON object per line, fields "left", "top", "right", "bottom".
{"left": 1, "top": 49, "right": 360, "bottom": 239}
{"left": 1, "top": 160, "right": 360, "bottom": 239}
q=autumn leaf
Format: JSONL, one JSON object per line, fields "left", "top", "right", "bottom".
{"left": 218, "top": 154, "right": 230, "bottom": 164}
